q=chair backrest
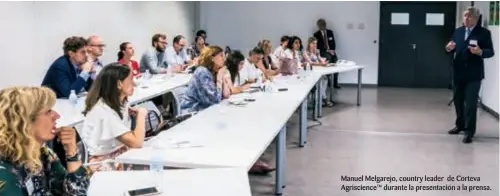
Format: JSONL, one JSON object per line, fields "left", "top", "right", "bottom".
{"left": 74, "top": 123, "right": 89, "bottom": 164}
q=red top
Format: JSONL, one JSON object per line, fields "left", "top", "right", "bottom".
{"left": 118, "top": 59, "right": 141, "bottom": 77}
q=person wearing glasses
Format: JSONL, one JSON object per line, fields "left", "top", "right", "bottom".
{"left": 165, "top": 35, "right": 193, "bottom": 73}
{"left": 41, "top": 36, "right": 94, "bottom": 98}
{"left": 139, "top": 33, "right": 169, "bottom": 74}
{"left": 87, "top": 35, "right": 105, "bottom": 75}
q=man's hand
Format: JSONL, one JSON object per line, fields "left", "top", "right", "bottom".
{"left": 328, "top": 50, "right": 335, "bottom": 56}
{"left": 246, "top": 78, "right": 256, "bottom": 83}
{"left": 446, "top": 41, "right": 456, "bottom": 52}
{"left": 81, "top": 61, "right": 93, "bottom": 72}
{"left": 469, "top": 45, "right": 482, "bottom": 55}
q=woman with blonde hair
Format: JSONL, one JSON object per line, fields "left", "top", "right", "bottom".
{"left": 305, "top": 37, "right": 334, "bottom": 107}
{"left": 257, "top": 39, "right": 280, "bottom": 76}
{"left": 0, "top": 86, "right": 89, "bottom": 195}
{"left": 181, "top": 45, "right": 231, "bottom": 113}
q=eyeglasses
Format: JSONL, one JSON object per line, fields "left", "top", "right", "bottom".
{"left": 90, "top": 44, "right": 106, "bottom": 48}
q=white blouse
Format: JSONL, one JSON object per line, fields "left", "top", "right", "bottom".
{"left": 80, "top": 99, "right": 132, "bottom": 156}
{"left": 238, "top": 58, "right": 262, "bottom": 85}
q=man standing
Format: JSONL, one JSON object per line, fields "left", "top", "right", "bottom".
{"left": 314, "top": 18, "right": 340, "bottom": 89}
{"left": 41, "top": 36, "right": 94, "bottom": 98}
{"left": 140, "top": 33, "right": 169, "bottom": 74}
{"left": 86, "top": 35, "right": 105, "bottom": 75}
{"left": 446, "top": 7, "right": 494, "bottom": 143}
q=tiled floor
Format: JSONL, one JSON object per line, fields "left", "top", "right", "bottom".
{"left": 250, "top": 87, "right": 499, "bottom": 196}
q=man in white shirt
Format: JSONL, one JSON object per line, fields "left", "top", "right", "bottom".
{"left": 238, "top": 47, "right": 265, "bottom": 86}
{"left": 165, "top": 35, "right": 192, "bottom": 73}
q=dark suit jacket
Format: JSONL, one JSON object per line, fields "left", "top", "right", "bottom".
{"left": 449, "top": 26, "right": 494, "bottom": 82}
{"left": 314, "top": 29, "right": 336, "bottom": 53}
{"left": 41, "top": 55, "right": 93, "bottom": 98}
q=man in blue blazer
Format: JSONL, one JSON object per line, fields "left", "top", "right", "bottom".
{"left": 42, "top": 36, "right": 95, "bottom": 98}
{"left": 446, "top": 7, "right": 494, "bottom": 143}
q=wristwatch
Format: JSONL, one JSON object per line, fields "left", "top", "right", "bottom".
{"left": 66, "top": 152, "right": 81, "bottom": 162}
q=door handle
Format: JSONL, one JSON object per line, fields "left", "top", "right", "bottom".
{"left": 410, "top": 44, "right": 416, "bottom": 50}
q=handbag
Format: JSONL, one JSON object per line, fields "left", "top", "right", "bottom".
{"left": 130, "top": 110, "right": 196, "bottom": 138}
{"left": 130, "top": 110, "right": 163, "bottom": 138}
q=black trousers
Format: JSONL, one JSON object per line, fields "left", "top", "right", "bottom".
{"left": 320, "top": 51, "right": 339, "bottom": 87}
{"left": 453, "top": 79, "right": 481, "bottom": 137}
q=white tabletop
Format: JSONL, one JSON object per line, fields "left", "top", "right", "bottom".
{"left": 312, "top": 64, "right": 364, "bottom": 75}
{"left": 53, "top": 74, "right": 191, "bottom": 127}
{"left": 87, "top": 168, "right": 251, "bottom": 196}
{"left": 117, "top": 73, "right": 323, "bottom": 170}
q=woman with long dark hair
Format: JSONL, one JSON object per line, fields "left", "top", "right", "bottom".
{"left": 81, "top": 63, "right": 147, "bottom": 172}
{"left": 224, "top": 50, "right": 251, "bottom": 94}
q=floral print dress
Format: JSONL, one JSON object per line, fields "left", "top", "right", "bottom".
{"left": 0, "top": 147, "right": 90, "bottom": 196}
{"left": 180, "top": 66, "right": 222, "bottom": 113}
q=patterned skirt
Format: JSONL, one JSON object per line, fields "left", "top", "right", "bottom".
{"left": 87, "top": 146, "right": 139, "bottom": 173}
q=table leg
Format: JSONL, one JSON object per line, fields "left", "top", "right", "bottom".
{"left": 313, "top": 83, "right": 320, "bottom": 120}
{"left": 299, "top": 98, "right": 307, "bottom": 147}
{"left": 357, "top": 69, "right": 363, "bottom": 106}
{"left": 317, "top": 80, "right": 323, "bottom": 118}
{"left": 329, "top": 74, "right": 335, "bottom": 103}
{"left": 275, "top": 126, "right": 286, "bottom": 195}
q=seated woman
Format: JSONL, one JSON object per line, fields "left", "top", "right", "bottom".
{"left": 284, "top": 36, "right": 308, "bottom": 66}
{"left": 186, "top": 35, "right": 206, "bottom": 64}
{"left": 224, "top": 50, "right": 251, "bottom": 94}
{"left": 305, "top": 37, "right": 333, "bottom": 107}
{"left": 81, "top": 63, "right": 148, "bottom": 172}
{"left": 118, "top": 42, "right": 141, "bottom": 77}
{"left": 0, "top": 86, "right": 89, "bottom": 195}
{"left": 181, "top": 45, "right": 231, "bottom": 113}
{"left": 257, "top": 39, "right": 280, "bottom": 76}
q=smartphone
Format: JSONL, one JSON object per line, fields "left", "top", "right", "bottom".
{"left": 124, "top": 187, "right": 161, "bottom": 196}
{"left": 244, "top": 98, "right": 256, "bottom": 102}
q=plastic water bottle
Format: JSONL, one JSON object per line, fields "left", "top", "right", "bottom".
{"left": 69, "top": 90, "right": 78, "bottom": 107}
{"left": 144, "top": 69, "right": 151, "bottom": 79}
{"left": 166, "top": 66, "right": 173, "bottom": 78}
{"left": 305, "top": 63, "right": 311, "bottom": 72}
{"left": 149, "top": 154, "right": 164, "bottom": 190}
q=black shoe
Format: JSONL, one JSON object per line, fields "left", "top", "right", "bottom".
{"left": 448, "top": 127, "right": 463, "bottom": 135}
{"left": 462, "top": 135, "right": 473, "bottom": 143}
{"left": 334, "top": 85, "right": 342, "bottom": 89}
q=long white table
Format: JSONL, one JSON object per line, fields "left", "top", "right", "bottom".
{"left": 87, "top": 168, "right": 251, "bottom": 196}
{"left": 53, "top": 74, "right": 192, "bottom": 127}
{"left": 115, "top": 65, "right": 364, "bottom": 195}
{"left": 53, "top": 64, "right": 363, "bottom": 195}
{"left": 312, "top": 64, "right": 364, "bottom": 119}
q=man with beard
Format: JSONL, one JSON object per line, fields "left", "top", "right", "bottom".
{"left": 140, "top": 33, "right": 169, "bottom": 74}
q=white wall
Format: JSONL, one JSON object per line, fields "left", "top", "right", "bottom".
{"left": 474, "top": 1, "right": 499, "bottom": 113}
{"left": 200, "top": 1, "right": 380, "bottom": 84}
{"left": 0, "top": 1, "right": 196, "bottom": 89}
